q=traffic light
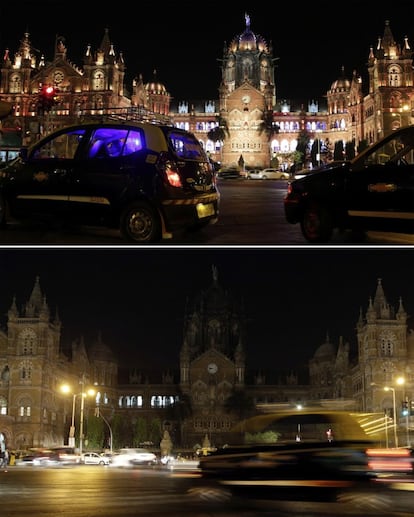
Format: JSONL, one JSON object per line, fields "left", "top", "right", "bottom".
{"left": 411, "top": 400, "right": 414, "bottom": 416}
{"left": 401, "top": 400, "right": 409, "bottom": 417}
{"left": 39, "top": 85, "right": 58, "bottom": 113}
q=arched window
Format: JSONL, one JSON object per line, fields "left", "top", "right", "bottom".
{"left": 388, "top": 66, "right": 402, "bottom": 87}
{"left": 93, "top": 70, "right": 105, "bottom": 91}
{"left": 0, "top": 395, "right": 7, "bottom": 415}
{"left": 9, "top": 74, "right": 21, "bottom": 93}
{"left": 20, "top": 360, "right": 32, "bottom": 381}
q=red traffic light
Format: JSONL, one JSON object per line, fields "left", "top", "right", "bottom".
{"left": 42, "top": 85, "right": 56, "bottom": 97}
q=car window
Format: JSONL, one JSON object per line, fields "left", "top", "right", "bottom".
{"left": 168, "top": 131, "right": 205, "bottom": 160}
{"left": 87, "top": 128, "right": 144, "bottom": 159}
{"left": 32, "top": 129, "right": 86, "bottom": 160}
{"left": 359, "top": 129, "right": 414, "bottom": 167}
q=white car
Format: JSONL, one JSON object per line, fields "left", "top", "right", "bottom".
{"left": 81, "top": 452, "right": 111, "bottom": 465}
{"left": 246, "top": 168, "right": 289, "bottom": 180}
{"left": 110, "top": 448, "right": 158, "bottom": 467}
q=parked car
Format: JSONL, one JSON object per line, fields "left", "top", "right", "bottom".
{"left": 110, "top": 448, "right": 158, "bottom": 467}
{"left": 0, "top": 121, "right": 219, "bottom": 243}
{"left": 191, "top": 409, "right": 413, "bottom": 512}
{"left": 81, "top": 452, "right": 111, "bottom": 465}
{"left": 246, "top": 167, "right": 289, "bottom": 180}
{"left": 284, "top": 125, "right": 414, "bottom": 242}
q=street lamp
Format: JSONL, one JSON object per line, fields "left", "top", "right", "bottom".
{"left": 61, "top": 385, "right": 77, "bottom": 447}
{"left": 61, "top": 380, "right": 95, "bottom": 454}
{"left": 384, "top": 386, "right": 398, "bottom": 448}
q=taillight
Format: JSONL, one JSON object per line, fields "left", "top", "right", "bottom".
{"left": 165, "top": 164, "right": 182, "bottom": 187}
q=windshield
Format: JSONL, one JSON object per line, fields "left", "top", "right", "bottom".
{"left": 353, "top": 127, "right": 414, "bottom": 169}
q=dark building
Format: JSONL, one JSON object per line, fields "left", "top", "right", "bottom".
{"left": 0, "top": 268, "right": 413, "bottom": 453}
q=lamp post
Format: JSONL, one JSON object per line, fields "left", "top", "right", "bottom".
{"left": 79, "top": 385, "right": 96, "bottom": 456}
{"left": 61, "top": 385, "right": 77, "bottom": 447}
{"left": 384, "top": 386, "right": 398, "bottom": 448}
{"left": 61, "top": 378, "right": 95, "bottom": 453}
{"left": 69, "top": 393, "right": 77, "bottom": 447}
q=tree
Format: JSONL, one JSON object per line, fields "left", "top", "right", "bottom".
{"left": 333, "top": 140, "right": 345, "bottom": 161}
{"left": 258, "top": 110, "right": 279, "bottom": 139}
{"left": 295, "top": 130, "right": 311, "bottom": 168}
{"left": 207, "top": 115, "right": 229, "bottom": 157}
{"left": 345, "top": 139, "right": 356, "bottom": 160}
{"left": 357, "top": 139, "right": 369, "bottom": 154}
{"left": 85, "top": 415, "right": 104, "bottom": 450}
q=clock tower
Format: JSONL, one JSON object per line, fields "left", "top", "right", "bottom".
{"left": 1, "top": 276, "right": 63, "bottom": 449}
{"left": 179, "top": 265, "right": 247, "bottom": 447}
{"left": 355, "top": 278, "right": 409, "bottom": 415}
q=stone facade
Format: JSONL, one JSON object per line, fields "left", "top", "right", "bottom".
{"left": 0, "top": 269, "right": 413, "bottom": 452}
{"left": 0, "top": 17, "right": 413, "bottom": 170}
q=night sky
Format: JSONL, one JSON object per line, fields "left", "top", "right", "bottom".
{"left": 1, "top": 2, "right": 413, "bottom": 102}
{"left": 0, "top": 248, "right": 412, "bottom": 374}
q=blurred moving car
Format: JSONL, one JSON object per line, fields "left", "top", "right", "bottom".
{"left": 15, "top": 447, "right": 63, "bottom": 466}
{"left": 217, "top": 166, "right": 241, "bottom": 179}
{"left": 284, "top": 125, "right": 414, "bottom": 242}
{"left": 246, "top": 168, "right": 289, "bottom": 180}
{"left": 191, "top": 409, "right": 413, "bottom": 513}
{"left": 81, "top": 452, "right": 111, "bottom": 465}
{"left": 110, "top": 448, "right": 158, "bottom": 467}
{"left": 0, "top": 122, "right": 219, "bottom": 243}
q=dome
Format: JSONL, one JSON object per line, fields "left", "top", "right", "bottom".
{"left": 229, "top": 14, "right": 269, "bottom": 53}
{"left": 145, "top": 70, "right": 168, "bottom": 95}
{"left": 330, "top": 68, "right": 351, "bottom": 92}
{"left": 145, "top": 80, "right": 167, "bottom": 95}
{"left": 90, "top": 333, "right": 115, "bottom": 361}
{"left": 313, "top": 337, "right": 335, "bottom": 359}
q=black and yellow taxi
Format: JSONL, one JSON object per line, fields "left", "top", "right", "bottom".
{"left": 0, "top": 121, "right": 219, "bottom": 243}
{"left": 284, "top": 125, "right": 414, "bottom": 243}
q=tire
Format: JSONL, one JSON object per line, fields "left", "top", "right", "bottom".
{"left": 120, "top": 201, "right": 162, "bottom": 243}
{"left": 300, "top": 204, "right": 334, "bottom": 243}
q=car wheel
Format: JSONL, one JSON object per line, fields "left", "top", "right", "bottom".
{"left": 262, "top": 175, "right": 267, "bottom": 179}
{"left": 120, "top": 202, "right": 162, "bottom": 243}
{"left": 300, "top": 204, "right": 334, "bottom": 242}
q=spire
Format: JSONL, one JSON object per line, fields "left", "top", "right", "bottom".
{"left": 25, "top": 276, "right": 44, "bottom": 317}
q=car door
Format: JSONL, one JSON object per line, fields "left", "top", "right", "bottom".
{"left": 67, "top": 127, "right": 143, "bottom": 225}
{"left": 346, "top": 162, "right": 414, "bottom": 233}
{"left": 5, "top": 127, "right": 86, "bottom": 218}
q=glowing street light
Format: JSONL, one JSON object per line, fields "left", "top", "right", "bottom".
{"left": 61, "top": 378, "right": 95, "bottom": 454}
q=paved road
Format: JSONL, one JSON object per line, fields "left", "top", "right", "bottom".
{"left": 1, "top": 464, "right": 413, "bottom": 517}
{"left": 0, "top": 179, "right": 412, "bottom": 245}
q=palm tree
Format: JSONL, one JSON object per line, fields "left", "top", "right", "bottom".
{"left": 258, "top": 109, "right": 280, "bottom": 166}
{"left": 258, "top": 109, "right": 280, "bottom": 141}
{"left": 207, "top": 115, "right": 229, "bottom": 164}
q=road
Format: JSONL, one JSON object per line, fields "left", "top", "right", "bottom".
{"left": 0, "top": 179, "right": 412, "bottom": 245}
{"left": 1, "top": 463, "right": 413, "bottom": 517}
